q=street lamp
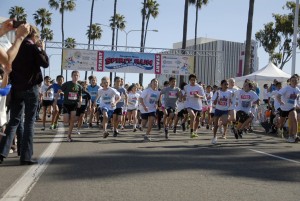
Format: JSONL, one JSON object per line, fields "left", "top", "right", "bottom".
{"left": 124, "top": 29, "right": 158, "bottom": 50}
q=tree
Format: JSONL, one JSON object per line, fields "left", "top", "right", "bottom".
{"left": 86, "top": 24, "right": 102, "bottom": 48}
{"left": 180, "top": 0, "right": 189, "bottom": 84}
{"left": 243, "top": 0, "right": 255, "bottom": 75}
{"left": 143, "top": 0, "right": 159, "bottom": 47}
{"left": 64, "top": 37, "right": 76, "bottom": 49}
{"left": 49, "top": 0, "right": 76, "bottom": 76}
{"left": 33, "top": 8, "right": 52, "bottom": 40}
{"left": 110, "top": 0, "right": 118, "bottom": 84}
{"left": 139, "top": 0, "right": 147, "bottom": 86}
{"left": 86, "top": 0, "right": 95, "bottom": 79}
{"left": 9, "top": 6, "right": 27, "bottom": 21}
{"left": 109, "top": 14, "right": 126, "bottom": 48}
{"left": 255, "top": 1, "right": 300, "bottom": 70}
{"left": 189, "top": 0, "right": 209, "bottom": 73}
{"left": 41, "top": 28, "right": 54, "bottom": 41}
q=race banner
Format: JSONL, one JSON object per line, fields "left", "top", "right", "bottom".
{"left": 62, "top": 49, "right": 98, "bottom": 71}
{"left": 97, "top": 51, "right": 161, "bottom": 74}
{"left": 161, "top": 55, "right": 194, "bottom": 75}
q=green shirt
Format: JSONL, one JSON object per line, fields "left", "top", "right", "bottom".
{"left": 61, "top": 81, "right": 82, "bottom": 105}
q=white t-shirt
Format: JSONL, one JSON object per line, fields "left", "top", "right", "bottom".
{"left": 236, "top": 89, "right": 259, "bottom": 114}
{"left": 205, "top": 91, "right": 213, "bottom": 107}
{"left": 97, "top": 87, "right": 120, "bottom": 111}
{"left": 127, "top": 92, "right": 140, "bottom": 110}
{"left": 228, "top": 87, "right": 239, "bottom": 110}
{"left": 184, "top": 84, "right": 205, "bottom": 111}
{"left": 212, "top": 90, "right": 233, "bottom": 111}
{"left": 139, "top": 88, "right": 160, "bottom": 114}
{"left": 269, "top": 90, "right": 280, "bottom": 110}
{"left": 41, "top": 84, "right": 54, "bottom": 101}
{"left": 278, "top": 85, "right": 300, "bottom": 111}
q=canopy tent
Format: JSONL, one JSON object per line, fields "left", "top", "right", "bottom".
{"left": 234, "top": 62, "right": 291, "bottom": 89}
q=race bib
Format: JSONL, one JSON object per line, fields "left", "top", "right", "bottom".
{"left": 190, "top": 91, "right": 198, "bottom": 97}
{"left": 68, "top": 92, "right": 77, "bottom": 100}
{"left": 82, "top": 99, "right": 86, "bottom": 105}
{"left": 168, "top": 91, "right": 177, "bottom": 99}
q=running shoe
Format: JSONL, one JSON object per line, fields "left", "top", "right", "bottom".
{"left": 164, "top": 128, "right": 169, "bottom": 139}
{"left": 181, "top": 123, "right": 186, "bottom": 131}
{"left": 206, "top": 124, "right": 209, "bottom": 130}
{"left": 233, "top": 127, "right": 238, "bottom": 139}
{"left": 211, "top": 136, "right": 218, "bottom": 144}
{"left": 277, "top": 128, "right": 283, "bottom": 138}
{"left": 66, "top": 137, "right": 73, "bottom": 142}
{"left": 76, "top": 129, "right": 81, "bottom": 135}
{"left": 287, "top": 136, "right": 296, "bottom": 143}
{"left": 49, "top": 125, "right": 54, "bottom": 130}
{"left": 133, "top": 128, "right": 137, "bottom": 132}
{"left": 41, "top": 127, "right": 45, "bottom": 131}
{"left": 237, "top": 130, "right": 243, "bottom": 138}
{"left": 103, "top": 131, "right": 110, "bottom": 138}
{"left": 173, "top": 127, "right": 177, "bottom": 133}
{"left": 113, "top": 130, "right": 119, "bottom": 137}
{"left": 190, "top": 132, "right": 199, "bottom": 138}
{"left": 53, "top": 124, "right": 57, "bottom": 129}
{"left": 144, "top": 135, "right": 151, "bottom": 142}
{"left": 221, "top": 134, "right": 227, "bottom": 139}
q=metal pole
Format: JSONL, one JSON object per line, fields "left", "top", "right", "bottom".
{"left": 292, "top": 0, "right": 299, "bottom": 75}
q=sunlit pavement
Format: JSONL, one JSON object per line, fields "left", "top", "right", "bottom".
{"left": 1, "top": 121, "right": 300, "bottom": 201}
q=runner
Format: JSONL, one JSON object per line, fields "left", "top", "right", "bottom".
{"left": 87, "top": 76, "right": 101, "bottom": 128}
{"left": 94, "top": 76, "right": 120, "bottom": 138}
{"left": 211, "top": 80, "right": 233, "bottom": 144}
{"left": 176, "top": 82, "right": 188, "bottom": 132}
{"left": 127, "top": 84, "right": 140, "bottom": 132}
{"left": 183, "top": 74, "right": 206, "bottom": 138}
{"left": 59, "top": 71, "right": 82, "bottom": 142}
{"left": 160, "top": 77, "right": 181, "bottom": 139}
{"left": 49, "top": 75, "right": 64, "bottom": 130}
{"left": 277, "top": 75, "right": 300, "bottom": 143}
{"left": 76, "top": 81, "right": 91, "bottom": 135}
{"left": 41, "top": 76, "right": 54, "bottom": 131}
{"left": 139, "top": 78, "right": 160, "bottom": 141}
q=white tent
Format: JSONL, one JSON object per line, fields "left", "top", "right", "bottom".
{"left": 235, "top": 62, "right": 291, "bottom": 89}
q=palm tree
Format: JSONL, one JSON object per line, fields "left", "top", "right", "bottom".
{"left": 86, "top": 24, "right": 102, "bottom": 49}
{"left": 64, "top": 37, "right": 76, "bottom": 49}
{"left": 109, "top": 0, "right": 118, "bottom": 84}
{"left": 85, "top": 0, "right": 95, "bottom": 79}
{"left": 8, "top": 6, "right": 27, "bottom": 21}
{"left": 244, "top": 0, "right": 255, "bottom": 75}
{"left": 33, "top": 8, "right": 52, "bottom": 40}
{"left": 180, "top": 0, "right": 190, "bottom": 84}
{"left": 139, "top": 0, "right": 147, "bottom": 85}
{"left": 189, "top": 0, "right": 209, "bottom": 73}
{"left": 110, "top": 14, "right": 126, "bottom": 49}
{"left": 49, "top": 0, "right": 76, "bottom": 76}
{"left": 41, "top": 27, "right": 54, "bottom": 41}
{"left": 143, "top": 0, "right": 159, "bottom": 47}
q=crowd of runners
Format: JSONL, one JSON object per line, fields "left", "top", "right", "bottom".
{"left": 32, "top": 71, "right": 300, "bottom": 144}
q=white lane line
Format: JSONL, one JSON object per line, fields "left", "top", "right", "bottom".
{"left": 0, "top": 124, "right": 64, "bottom": 201}
{"left": 249, "top": 148, "right": 300, "bottom": 165}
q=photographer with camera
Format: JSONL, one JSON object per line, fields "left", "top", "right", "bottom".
{"left": 0, "top": 24, "right": 49, "bottom": 165}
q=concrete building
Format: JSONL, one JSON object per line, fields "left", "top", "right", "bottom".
{"left": 157, "top": 37, "right": 259, "bottom": 86}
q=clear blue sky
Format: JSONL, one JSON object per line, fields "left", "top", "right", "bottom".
{"left": 0, "top": 0, "right": 296, "bottom": 86}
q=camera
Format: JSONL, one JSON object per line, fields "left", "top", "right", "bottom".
{"left": 13, "top": 20, "right": 26, "bottom": 28}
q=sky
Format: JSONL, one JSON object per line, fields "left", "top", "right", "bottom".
{"left": 0, "top": 0, "right": 297, "bottom": 86}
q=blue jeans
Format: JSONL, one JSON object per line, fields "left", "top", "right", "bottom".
{"left": 0, "top": 85, "right": 39, "bottom": 161}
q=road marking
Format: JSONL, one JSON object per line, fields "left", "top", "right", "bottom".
{"left": 249, "top": 148, "right": 300, "bottom": 165}
{"left": 0, "top": 124, "right": 64, "bottom": 201}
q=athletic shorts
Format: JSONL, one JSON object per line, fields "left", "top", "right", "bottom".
{"left": 280, "top": 108, "right": 295, "bottom": 118}
{"left": 214, "top": 109, "right": 228, "bottom": 117}
{"left": 187, "top": 107, "right": 202, "bottom": 117}
{"left": 100, "top": 106, "right": 114, "bottom": 118}
{"left": 166, "top": 107, "right": 176, "bottom": 116}
{"left": 63, "top": 103, "right": 78, "bottom": 114}
{"left": 236, "top": 110, "right": 250, "bottom": 123}
{"left": 113, "top": 108, "right": 123, "bottom": 115}
{"left": 141, "top": 112, "right": 156, "bottom": 120}
{"left": 42, "top": 100, "right": 53, "bottom": 107}
{"left": 76, "top": 106, "right": 87, "bottom": 116}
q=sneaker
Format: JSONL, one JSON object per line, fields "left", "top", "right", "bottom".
{"left": 41, "top": 127, "right": 45, "bottom": 131}
{"left": 287, "top": 136, "right": 296, "bottom": 143}
{"left": 211, "top": 136, "right": 218, "bottom": 144}
{"left": 103, "top": 131, "right": 110, "bottom": 138}
{"left": 164, "top": 129, "right": 169, "bottom": 139}
{"left": 277, "top": 128, "right": 283, "bottom": 138}
{"left": 49, "top": 125, "right": 54, "bottom": 130}
{"left": 53, "top": 124, "right": 57, "bottom": 129}
{"left": 89, "top": 123, "right": 93, "bottom": 128}
{"left": 181, "top": 123, "right": 186, "bottom": 131}
{"left": 219, "top": 126, "right": 224, "bottom": 134}
{"left": 233, "top": 127, "right": 239, "bottom": 139}
{"left": 113, "top": 130, "right": 119, "bottom": 137}
{"left": 221, "top": 134, "right": 227, "bottom": 139}
{"left": 144, "top": 135, "right": 151, "bottom": 142}
{"left": 121, "top": 126, "right": 124, "bottom": 130}
{"left": 139, "top": 127, "right": 143, "bottom": 131}
{"left": 190, "top": 132, "right": 199, "bottom": 138}
{"left": 133, "top": 128, "right": 137, "bottom": 132}
{"left": 173, "top": 127, "right": 177, "bottom": 133}
{"left": 66, "top": 137, "right": 73, "bottom": 142}
{"left": 237, "top": 130, "right": 243, "bottom": 138}
{"left": 76, "top": 129, "right": 81, "bottom": 135}
{"left": 206, "top": 124, "right": 209, "bottom": 130}
{"left": 201, "top": 122, "right": 204, "bottom": 127}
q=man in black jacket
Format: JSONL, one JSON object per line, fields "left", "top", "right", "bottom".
{"left": 0, "top": 25, "right": 49, "bottom": 165}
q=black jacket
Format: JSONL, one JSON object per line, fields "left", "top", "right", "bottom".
{"left": 11, "top": 38, "right": 49, "bottom": 90}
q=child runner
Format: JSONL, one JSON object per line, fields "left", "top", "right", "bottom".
{"left": 139, "top": 78, "right": 160, "bottom": 141}
{"left": 41, "top": 76, "right": 54, "bottom": 130}
{"left": 94, "top": 76, "right": 120, "bottom": 138}
{"left": 87, "top": 76, "right": 100, "bottom": 128}
{"left": 183, "top": 74, "right": 206, "bottom": 138}
{"left": 211, "top": 80, "right": 233, "bottom": 144}
{"left": 59, "top": 71, "right": 82, "bottom": 142}
{"left": 76, "top": 81, "right": 91, "bottom": 135}
{"left": 50, "top": 75, "right": 64, "bottom": 129}
{"left": 127, "top": 84, "right": 140, "bottom": 132}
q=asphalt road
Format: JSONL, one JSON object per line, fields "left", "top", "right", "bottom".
{"left": 0, "top": 122, "right": 300, "bottom": 201}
